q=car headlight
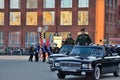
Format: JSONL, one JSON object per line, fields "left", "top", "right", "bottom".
{"left": 82, "top": 64, "right": 92, "bottom": 69}
{"left": 55, "top": 62, "right": 60, "bottom": 67}
{"left": 49, "top": 58, "right": 54, "bottom": 61}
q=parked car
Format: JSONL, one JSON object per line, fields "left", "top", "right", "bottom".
{"left": 48, "top": 45, "right": 74, "bottom": 71}
{"left": 54, "top": 45, "right": 120, "bottom": 80}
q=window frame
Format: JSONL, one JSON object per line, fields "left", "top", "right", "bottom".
{"left": 78, "top": 0, "right": 89, "bottom": 8}
{"left": 78, "top": 11, "right": 89, "bottom": 25}
{"left": 10, "top": 0, "right": 21, "bottom": 9}
{"left": 0, "top": 0, "right": 4, "bottom": 9}
{"left": 61, "top": 0, "right": 72, "bottom": 8}
{"left": 25, "top": 32, "right": 37, "bottom": 47}
{"left": 43, "top": 0, "right": 55, "bottom": 8}
{"left": 0, "top": 32, "right": 4, "bottom": 47}
{"left": 9, "top": 32, "right": 20, "bottom": 47}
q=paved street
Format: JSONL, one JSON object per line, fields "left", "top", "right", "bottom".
{"left": 0, "top": 56, "right": 120, "bottom": 80}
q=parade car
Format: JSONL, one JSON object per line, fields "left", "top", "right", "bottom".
{"left": 53, "top": 45, "right": 120, "bottom": 80}
{"left": 48, "top": 45, "right": 74, "bottom": 71}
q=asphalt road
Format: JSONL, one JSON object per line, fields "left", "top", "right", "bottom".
{"left": 0, "top": 56, "right": 120, "bottom": 80}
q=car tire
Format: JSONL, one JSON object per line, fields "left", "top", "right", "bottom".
{"left": 113, "top": 63, "right": 120, "bottom": 77}
{"left": 92, "top": 66, "right": 101, "bottom": 80}
{"left": 57, "top": 72, "right": 66, "bottom": 79}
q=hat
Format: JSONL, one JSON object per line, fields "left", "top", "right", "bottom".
{"left": 80, "top": 28, "right": 86, "bottom": 32}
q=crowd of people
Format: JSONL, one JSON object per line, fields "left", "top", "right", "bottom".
{"left": 28, "top": 28, "right": 120, "bottom": 62}
{"left": 28, "top": 42, "right": 60, "bottom": 62}
{"left": 28, "top": 28, "right": 92, "bottom": 62}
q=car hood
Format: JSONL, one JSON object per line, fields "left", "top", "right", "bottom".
{"left": 49, "top": 54, "right": 67, "bottom": 58}
{"left": 55, "top": 56, "right": 102, "bottom": 62}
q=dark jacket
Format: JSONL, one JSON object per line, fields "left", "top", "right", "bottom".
{"left": 76, "top": 34, "right": 92, "bottom": 45}
{"left": 64, "top": 37, "right": 75, "bottom": 45}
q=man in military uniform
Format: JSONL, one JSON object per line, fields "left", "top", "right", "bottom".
{"left": 64, "top": 32, "right": 75, "bottom": 45}
{"left": 75, "top": 28, "right": 92, "bottom": 45}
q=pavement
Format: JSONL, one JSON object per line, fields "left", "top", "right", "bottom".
{"left": 0, "top": 56, "right": 120, "bottom": 80}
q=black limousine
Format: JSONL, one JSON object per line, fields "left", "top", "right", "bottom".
{"left": 54, "top": 45, "right": 120, "bottom": 80}
{"left": 48, "top": 45, "right": 73, "bottom": 71}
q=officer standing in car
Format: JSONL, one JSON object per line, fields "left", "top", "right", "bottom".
{"left": 64, "top": 32, "right": 75, "bottom": 45}
{"left": 76, "top": 28, "right": 92, "bottom": 45}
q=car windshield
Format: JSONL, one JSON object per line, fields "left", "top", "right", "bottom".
{"left": 59, "top": 45, "right": 73, "bottom": 54}
{"left": 69, "top": 46, "right": 103, "bottom": 58}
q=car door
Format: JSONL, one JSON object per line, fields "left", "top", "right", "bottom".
{"left": 100, "top": 51, "right": 113, "bottom": 74}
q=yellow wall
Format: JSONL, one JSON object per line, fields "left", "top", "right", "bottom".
{"left": 95, "top": 0, "right": 105, "bottom": 45}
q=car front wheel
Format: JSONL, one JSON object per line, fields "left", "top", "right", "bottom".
{"left": 93, "top": 66, "right": 101, "bottom": 80}
{"left": 113, "top": 63, "right": 120, "bottom": 77}
{"left": 86, "top": 66, "right": 101, "bottom": 80}
{"left": 57, "top": 72, "right": 66, "bottom": 79}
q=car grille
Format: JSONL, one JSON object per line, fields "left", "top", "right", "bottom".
{"left": 60, "top": 61, "right": 81, "bottom": 68}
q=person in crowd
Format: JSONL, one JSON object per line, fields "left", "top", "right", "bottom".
{"left": 29, "top": 44, "right": 35, "bottom": 62}
{"left": 64, "top": 32, "right": 75, "bottom": 45}
{"left": 42, "top": 43, "right": 48, "bottom": 62}
{"left": 110, "top": 45, "right": 118, "bottom": 53}
{"left": 47, "top": 44, "right": 53, "bottom": 57}
{"left": 53, "top": 43, "right": 60, "bottom": 53}
{"left": 117, "top": 45, "right": 120, "bottom": 56}
{"left": 34, "top": 43, "right": 40, "bottom": 62}
{"left": 76, "top": 28, "right": 92, "bottom": 45}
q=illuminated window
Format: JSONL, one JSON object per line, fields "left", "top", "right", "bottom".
{"left": 78, "top": 0, "right": 89, "bottom": 8}
{"left": 43, "top": 0, "right": 55, "bottom": 8}
{"left": 26, "top": 0, "right": 37, "bottom": 8}
{"left": 10, "top": 12, "right": 21, "bottom": 25}
{"left": 10, "top": 0, "right": 21, "bottom": 9}
{"left": 43, "top": 11, "right": 55, "bottom": 25}
{"left": 0, "top": 0, "right": 4, "bottom": 9}
{"left": 78, "top": 11, "right": 88, "bottom": 25}
{"left": 9, "top": 32, "right": 20, "bottom": 47}
{"left": 61, "top": 0, "right": 72, "bottom": 8}
{"left": 26, "top": 12, "right": 37, "bottom": 25}
{"left": 0, "top": 32, "right": 4, "bottom": 47}
{"left": 0, "top": 12, "right": 4, "bottom": 25}
{"left": 60, "top": 11, "right": 72, "bottom": 25}
{"left": 25, "top": 32, "right": 37, "bottom": 47}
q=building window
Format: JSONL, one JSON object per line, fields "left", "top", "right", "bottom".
{"left": 61, "top": 0, "right": 72, "bottom": 8}
{"left": 9, "top": 32, "right": 20, "bottom": 47}
{"left": 110, "top": 0, "right": 113, "bottom": 6}
{"left": 78, "top": 0, "right": 89, "bottom": 8}
{"left": 78, "top": 11, "right": 88, "bottom": 25}
{"left": 43, "top": 0, "right": 55, "bottom": 8}
{"left": 110, "top": 13, "right": 112, "bottom": 22}
{"left": 106, "top": 13, "right": 109, "bottom": 22}
{"left": 0, "top": 0, "right": 4, "bottom": 9}
{"left": 106, "top": 0, "right": 109, "bottom": 5}
{"left": 25, "top": 32, "right": 37, "bottom": 47}
{"left": 0, "top": 12, "right": 4, "bottom": 25}
{"left": 26, "top": 0, "right": 37, "bottom": 9}
{"left": 0, "top": 32, "right": 4, "bottom": 47}
{"left": 43, "top": 11, "right": 55, "bottom": 25}
{"left": 60, "top": 11, "right": 72, "bottom": 25}
{"left": 10, "top": 0, "right": 21, "bottom": 9}
{"left": 26, "top": 12, "right": 37, "bottom": 25}
{"left": 10, "top": 12, "right": 21, "bottom": 25}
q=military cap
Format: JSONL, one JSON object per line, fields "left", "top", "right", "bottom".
{"left": 80, "top": 28, "right": 86, "bottom": 32}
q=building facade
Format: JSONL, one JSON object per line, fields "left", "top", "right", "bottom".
{"left": 0, "top": 0, "right": 120, "bottom": 48}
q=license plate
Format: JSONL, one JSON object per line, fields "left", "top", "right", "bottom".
{"left": 62, "top": 68, "right": 76, "bottom": 72}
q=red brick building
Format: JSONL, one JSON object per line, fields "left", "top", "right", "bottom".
{"left": 0, "top": 0, "right": 120, "bottom": 48}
